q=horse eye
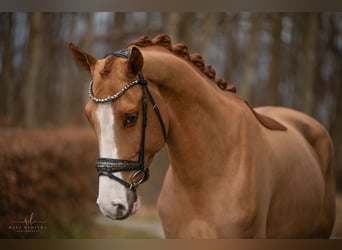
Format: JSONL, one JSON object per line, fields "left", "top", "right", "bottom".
{"left": 124, "top": 113, "right": 138, "bottom": 127}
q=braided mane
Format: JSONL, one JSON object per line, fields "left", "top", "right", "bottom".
{"left": 128, "top": 34, "right": 236, "bottom": 93}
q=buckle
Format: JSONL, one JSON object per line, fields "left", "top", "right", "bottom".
{"left": 138, "top": 73, "right": 148, "bottom": 85}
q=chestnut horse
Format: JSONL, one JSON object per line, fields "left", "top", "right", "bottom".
{"left": 69, "top": 34, "right": 335, "bottom": 238}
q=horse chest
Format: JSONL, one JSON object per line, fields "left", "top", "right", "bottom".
{"left": 157, "top": 168, "right": 260, "bottom": 238}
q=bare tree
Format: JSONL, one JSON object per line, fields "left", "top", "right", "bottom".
{"left": 0, "top": 13, "right": 14, "bottom": 126}
{"left": 199, "top": 13, "right": 216, "bottom": 53}
{"left": 25, "top": 13, "right": 45, "bottom": 128}
{"left": 241, "top": 13, "right": 261, "bottom": 101}
{"left": 268, "top": 13, "right": 282, "bottom": 106}
{"left": 302, "top": 13, "right": 320, "bottom": 116}
{"left": 222, "top": 14, "right": 239, "bottom": 87}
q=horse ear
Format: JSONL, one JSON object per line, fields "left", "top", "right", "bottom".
{"left": 69, "top": 43, "right": 96, "bottom": 73}
{"left": 128, "top": 47, "right": 144, "bottom": 75}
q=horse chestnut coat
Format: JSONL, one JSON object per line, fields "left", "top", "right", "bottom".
{"left": 70, "top": 34, "right": 335, "bottom": 238}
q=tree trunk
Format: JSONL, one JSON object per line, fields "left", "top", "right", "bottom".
{"left": 241, "top": 13, "right": 260, "bottom": 101}
{"left": 302, "top": 13, "right": 320, "bottom": 116}
{"left": 224, "top": 14, "right": 239, "bottom": 87}
{"left": 25, "top": 13, "right": 44, "bottom": 128}
{"left": 178, "top": 13, "right": 195, "bottom": 47}
{"left": 268, "top": 13, "right": 282, "bottom": 106}
{"left": 164, "top": 12, "right": 181, "bottom": 42}
{"left": 111, "top": 12, "right": 126, "bottom": 48}
{"left": 200, "top": 13, "right": 215, "bottom": 54}
{"left": 0, "top": 13, "right": 14, "bottom": 126}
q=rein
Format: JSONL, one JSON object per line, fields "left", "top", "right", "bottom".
{"left": 89, "top": 48, "right": 167, "bottom": 218}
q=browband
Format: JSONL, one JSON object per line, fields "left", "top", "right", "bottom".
{"left": 105, "top": 48, "right": 132, "bottom": 59}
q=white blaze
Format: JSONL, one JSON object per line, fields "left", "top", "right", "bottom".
{"left": 97, "top": 103, "right": 118, "bottom": 158}
{"left": 95, "top": 103, "right": 128, "bottom": 218}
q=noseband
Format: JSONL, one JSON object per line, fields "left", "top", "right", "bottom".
{"left": 89, "top": 48, "right": 167, "bottom": 208}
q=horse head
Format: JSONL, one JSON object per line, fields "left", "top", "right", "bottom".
{"left": 69, "top": 43, "right": 168, "bottom": 220}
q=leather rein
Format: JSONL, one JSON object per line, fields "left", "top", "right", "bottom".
{"left": 89, "top": 48, "right": 167, "bottom": 207}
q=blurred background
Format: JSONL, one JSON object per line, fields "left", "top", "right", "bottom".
{"left": 0, "top": 12, "right": 342, "bottom": 238}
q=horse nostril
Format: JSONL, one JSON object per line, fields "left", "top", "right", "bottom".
{"left": 111, "top": 202, "right": 127, "bottom": 218}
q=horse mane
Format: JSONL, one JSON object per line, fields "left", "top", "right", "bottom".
{"left": 128, "top": 34, "right": 236, "bottom": 93}
{"left": 128, "top": 34, "right": 286, "bottom": 131}
{"left": 100, "top": 57, "right": 114, "bottom": 79}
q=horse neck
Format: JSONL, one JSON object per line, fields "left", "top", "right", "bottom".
{"left": 141, "top": 48, "right": 219, "bottom": 109}
{"left": 141, "top": 48, "right": 262, "bottom": 187}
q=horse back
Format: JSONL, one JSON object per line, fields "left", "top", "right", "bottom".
{"left": 255, "top": 106, "right": 333, "bottom": 175}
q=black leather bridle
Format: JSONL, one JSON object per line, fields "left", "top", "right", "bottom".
{"left": 88, "top": 48, "right": 167, "bottom": 215}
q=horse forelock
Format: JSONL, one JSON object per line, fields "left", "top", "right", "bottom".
{"left": 99, "top": 56, "right": 114, "bottom": 79}
{"left": 128, "top": 34, "right": 236, "bottom": 93}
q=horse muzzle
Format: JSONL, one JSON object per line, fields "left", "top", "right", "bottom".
{"left": 96, "top": 191, "right": 139, "bottom": 220}
{"left": 96, "top": 171, "right": 141, "bottom": 220}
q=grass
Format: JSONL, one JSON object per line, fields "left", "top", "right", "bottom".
{"left": 8, "top": 195, "right": 342, "bottom": 239}
{"left": 29, "top": 208, "right": 162, "bottom": 239}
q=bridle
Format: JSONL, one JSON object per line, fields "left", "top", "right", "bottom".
{"left": 89, "top": 48, "right": 167, "bottom": 218}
